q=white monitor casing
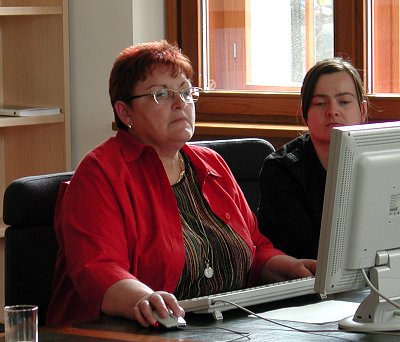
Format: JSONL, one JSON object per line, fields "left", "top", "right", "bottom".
{"left": 315, "top": 121, "right": 400, "bottom": 332}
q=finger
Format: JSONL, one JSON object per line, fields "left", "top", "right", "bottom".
{"left": 148, "top": 292, "right": 184, "bottom": 319}
{"left": 148, "top": 293, "right": 170, "bottom": 318}
{"left": 161, "top": 293, "right": 185, "bottom": 317}
{"left": 133, "top": 299, "right": 155, "bottom": 327}
{"left": 132, "top": 305, "right": 148, "bottom": 327}
{"left": 310, "top": 261, "right": 317, "bottom": 275}
{"left": 302, "top": 259, "right": 316, "bottom": 272}
{"left": 141, "top": 299, "right": 157, "bottom": 324}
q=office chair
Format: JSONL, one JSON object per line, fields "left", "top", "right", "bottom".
{"left": 192, "top": 138, "right": 275, "bottom": 212}
{"left": 3, "top": 172, "right": 74, "bottom": 325}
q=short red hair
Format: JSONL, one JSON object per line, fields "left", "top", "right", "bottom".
{"left": 109, "top": 40, "right": 194, "bottom": 129}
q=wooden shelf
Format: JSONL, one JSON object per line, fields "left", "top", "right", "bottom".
{"left": 0, "top": 6, "right": 62, "bottom": 16}
{"left": 0, "top": 114, "right": 64, "bottom": 127}
{"left": 0, "top": 224, "right": 6, "bottom": 238}
{"left": 0, "top": 1, "right": 70, "bottom": 322}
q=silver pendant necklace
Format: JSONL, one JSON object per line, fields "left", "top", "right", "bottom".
{"left": 178, "top": 153, "right": 214, "bottom": 279}
{"left": 204, "top": 261, "right": 214, "bottom": 279}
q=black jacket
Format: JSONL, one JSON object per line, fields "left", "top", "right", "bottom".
{"left": 257, "top": 134, "right": 326, "bottom": 260}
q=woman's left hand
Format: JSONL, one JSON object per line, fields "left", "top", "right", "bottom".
{"left": 261, "top": 255, "right": 317, "bottom": 283}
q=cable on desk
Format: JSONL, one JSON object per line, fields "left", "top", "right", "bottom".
{"left": 212, "top": 299, "right": 357, "bottom": 342}
{"left": 178, "top": 325, "right": 250, "bottom": 342}
{"left": 361, "top": 268, "right": 400, "bottom": 310}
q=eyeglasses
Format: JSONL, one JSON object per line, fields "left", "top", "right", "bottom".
{"left": 127, "top": 87, "right": 202, "bottom": 105}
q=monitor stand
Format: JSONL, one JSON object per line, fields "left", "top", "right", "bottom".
{"left": 339, "top": 249, "right": 400, "bottom": 332}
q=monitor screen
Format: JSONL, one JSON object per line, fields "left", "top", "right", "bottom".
{"left": 314, "top": 121, "right": 400, "bottom": 332}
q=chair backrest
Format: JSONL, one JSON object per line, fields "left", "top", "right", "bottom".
{"left": 191, "top": 138, "right": 274, "bottom": 212}
{"left": 3, "top": 172, "right": 74, "bottom": 325}
{"left": 2, "top": 138, "right": 274, "bottom": 325}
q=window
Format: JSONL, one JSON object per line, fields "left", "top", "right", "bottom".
{"left": 204, "top": 0, "right": 334, "bottom": 91}
{"left": 370, "top": 0, "right": 400, "bottom": 93}
{"left": 166, "top": 0, "right": 400, "bottom": 137}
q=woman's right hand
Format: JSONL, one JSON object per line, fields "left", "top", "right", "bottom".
{"left": 133, "top": 291, "right": 185, "bottom": 327}
{"left": 101, "top": 279, "right": 185, "bottom": 327}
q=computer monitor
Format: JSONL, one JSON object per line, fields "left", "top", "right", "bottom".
{"left": 314, "top": 120, "right": 400, "bottom": 332}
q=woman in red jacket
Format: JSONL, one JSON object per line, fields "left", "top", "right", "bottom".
{"left": 46, "top": 40, "right": 316, "bottom": 328}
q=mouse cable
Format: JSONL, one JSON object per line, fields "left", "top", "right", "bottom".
{"left": 212, "top": 299, "right": 356, "bottom": 342}
{"left": 177, "top": 325, "right": 250, "bottom": 342}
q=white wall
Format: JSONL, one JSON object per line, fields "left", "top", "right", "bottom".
{"left": 69, "top": 0, "right": 165, "bottom": 168}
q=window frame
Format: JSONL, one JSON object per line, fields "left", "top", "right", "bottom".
{"left": 165, "top": 0, "right": 400, "bottom": 129}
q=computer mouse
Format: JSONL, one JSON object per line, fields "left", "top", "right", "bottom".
{"left": 152, "top": 310, "right": 187, "bottom": 328}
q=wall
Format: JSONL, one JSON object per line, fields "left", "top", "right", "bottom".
{"left": 69, "top": 0, "right": 165, "bottom": 168}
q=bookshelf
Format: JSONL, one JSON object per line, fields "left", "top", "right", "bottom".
{"left": 0, "top": 0, "right": 71, "bottom": 321}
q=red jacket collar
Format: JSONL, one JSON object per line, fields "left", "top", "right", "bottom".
{"left": 116, "top": 129, "right": 222, "bottom": 182}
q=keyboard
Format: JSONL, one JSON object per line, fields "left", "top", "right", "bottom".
{"left": 179, "top": 277, "right": 315, "bottom": 320}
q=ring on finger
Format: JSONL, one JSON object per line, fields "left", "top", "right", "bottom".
{"left": 141, "top": 299, "right": 150, "bottom": 307}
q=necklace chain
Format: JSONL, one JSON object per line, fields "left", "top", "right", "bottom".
{"left": 178, "top": 153, "right": 214, "bottom": 279}
{"left": 176, "top": 152, "right": 185, "bottom": 183}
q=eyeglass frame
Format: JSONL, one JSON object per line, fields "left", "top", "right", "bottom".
{"left": 126, "top": 86, "right": 202, "bottom": 105}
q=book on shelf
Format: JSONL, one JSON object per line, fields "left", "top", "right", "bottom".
{"left": 0, "top": 106, "right": 61, "bottom": 117}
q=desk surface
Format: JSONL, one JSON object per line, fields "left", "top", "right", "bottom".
{"left": 1, "top": 290, "right": 399, "bottom": 341}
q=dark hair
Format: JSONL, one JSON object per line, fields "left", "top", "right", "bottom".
{"left": 109, "top": 40, "right": 194, "bottom": 129}
{"left": 300, "top": 57, "right": 367, "bottom": 122}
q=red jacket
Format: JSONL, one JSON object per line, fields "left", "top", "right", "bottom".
{"left": 46, "top": 130, "right": 283, "bottom": 326}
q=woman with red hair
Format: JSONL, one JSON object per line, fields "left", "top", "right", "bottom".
{"left": 47, "top": 40, "right": 316, "bottom": 328}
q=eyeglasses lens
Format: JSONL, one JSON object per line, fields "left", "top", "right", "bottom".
{"left": 152, "top": 88, "right": 200, "bottom": 104}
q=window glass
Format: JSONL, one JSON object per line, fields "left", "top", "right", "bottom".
{"left": 203, "top": 0, "right": 334, "bottom": 91}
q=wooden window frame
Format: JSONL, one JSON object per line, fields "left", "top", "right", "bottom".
{"left": 165, "top": 0, "right": 400, "bottom": 143}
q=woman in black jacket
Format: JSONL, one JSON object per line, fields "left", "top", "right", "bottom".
{"left": 258, "top": 57, "right": 368, "bottom": 260}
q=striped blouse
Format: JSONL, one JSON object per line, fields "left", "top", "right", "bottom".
{"left": 173, "top": 152, "right": 253, "bottom": 300}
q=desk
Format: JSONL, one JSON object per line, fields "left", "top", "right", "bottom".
{"left": 1, "top": 290, "right": 398, "bottom": 341}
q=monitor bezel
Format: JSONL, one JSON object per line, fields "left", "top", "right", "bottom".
{"left": 315, "top": 120, "right": 400, "bottom": 295}
{"left": 314, "top": 120, "right": 400, "bottom": 332}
